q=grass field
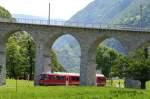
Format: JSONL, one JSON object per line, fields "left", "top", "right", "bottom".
{"left": 0, "top": 80, "right": 150, "bottom": 99}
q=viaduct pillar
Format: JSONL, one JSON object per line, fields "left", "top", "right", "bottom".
{"left": 0, "top": 36, "right": 6, "bottom": 86}
{"left": 34, "top": 37, "right": 51, "bottom": 86}
{"left": 34, "top": 41, "right": 45, "bottom": 85}
{"left": 0, "top": 48, "right": 6, "bottom": 85}
{"left": 79, "top": 39, "right": 97, "bottom": 86}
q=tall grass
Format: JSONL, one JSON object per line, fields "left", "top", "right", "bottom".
{"left": 0, "top": 79, "right": 150, "bottom": 99}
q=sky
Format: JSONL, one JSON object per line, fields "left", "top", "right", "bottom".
{"left": 0, "top": 0, "right": 94, "bottom": 20}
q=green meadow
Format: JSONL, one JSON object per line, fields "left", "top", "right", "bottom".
{"left": 0, "top": 80, "right": 150, "bottom": 99}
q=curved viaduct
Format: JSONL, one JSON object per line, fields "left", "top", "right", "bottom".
{"left": 0, "top": 21, "right": 150, "bottom": 86}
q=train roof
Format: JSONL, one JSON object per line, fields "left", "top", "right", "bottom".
{"left": 42, "top": 72, "right": 105, "bottom": 77}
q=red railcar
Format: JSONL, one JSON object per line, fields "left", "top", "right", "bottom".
{"left": 39, "top": 72, "right": 106, "bottom": 86}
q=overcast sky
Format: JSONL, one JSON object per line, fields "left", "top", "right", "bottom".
{"left": 0, "top": 0, "right": 94, "bottom": 20}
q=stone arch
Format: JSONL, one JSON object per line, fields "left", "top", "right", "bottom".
{"left": 133, "top": 40, "right": 150, "bottom": 52}
{"left": 43, "top": 32, "right": 81, "bottom": 73}
{"left": 45, "top": 32, "right": 81, "bottom": 50}
{"left": 88, "top": 35, "right": 109, "bottom": 60}
{"left": 82, "top": 34, "right": 127, "bottom": 86}
{"left": 88, "top": 34, "right": 127, "bottom": 64}
{"left": 78, "top": 33, "right": 109, "bottom": 86}
{"left": 126, "top": 40, "right": 150, "bottom": 59}
{"left": 0, "top": 29, "right": 37, "bottom": 85}
{"left": 4, "top": 29, "right": 36, "bottom": 44}
{"left": 5, "top": 30, "right": 36, "bottom": 83}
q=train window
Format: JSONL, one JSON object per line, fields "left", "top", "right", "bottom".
{"left": 71, "top": 77, "right": 79, "bottom": 81}
{"left": 97, "top": 77, "right": 105, "bottom": 81}
{"left": 40, "top": 74, "right": 48, "bottom": 80}
{"left": 48, "top": 76, "right": 65, "bottom": 80}
{"left": 49, "top": 76, "right": 56, "bottom": 80}
{"left": 56, "top": 76, "right": 65, "bottom": 80}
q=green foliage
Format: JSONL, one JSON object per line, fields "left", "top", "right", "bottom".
{"left": 96, "top": 45, "right": 120, "bottom": 77}
{"left": 6, "top": 32, "right": 35, "bottom": 79}
{"left": 25, "top": 33, "right": 35, "bottom": 80}
{"left": 50, "top": 50, "right": 65, "bottom": 72}
{"left": 126, "top": 60, "right": 150, "bottom": 80}
{"left": 6, "top": 34, "right": 24, "bottom": 78}
{"left": 69, "top": 0, "right": 150, "bottom": 28}
{"left": 111, "top": 56, "right": 129, "bottom": 78}
{"left": 112, "top": 48, "right": 150, "bottom": 89}
{"left": 0, "top": 5, "right": 12, "bottom": 19}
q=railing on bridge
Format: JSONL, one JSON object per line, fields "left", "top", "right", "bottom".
{"left": 0, "top": 18, "right": 150, "bottom": 32}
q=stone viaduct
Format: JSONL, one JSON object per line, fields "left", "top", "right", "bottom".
{"left": 0, "top": 21, "right": 150, "bottom": 86}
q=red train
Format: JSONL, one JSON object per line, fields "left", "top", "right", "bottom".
{"left": 39, "top": 72, "right": 106, "bottom": 86}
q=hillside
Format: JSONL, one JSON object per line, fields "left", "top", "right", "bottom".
{"left": 0, "top": 5, "right": 12, "bottom": 19}
{"left": 69, "top": 0, "right": 150, "bottom": 27}
{"left": 112, "top": 0, "right": 150, "bottom": 27}
{"left": 0, "top": 5, "right": 15, "bottom": 23}
{"left": 52, "top": 35, "right": 81, "bottom": 72}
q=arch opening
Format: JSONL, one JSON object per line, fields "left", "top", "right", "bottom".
{"left": 5, "top": 31, "right": 36, "bottom": 84}
{"left": 88, "top": 36, "right": 127, "bottom": 86}
{"left": 96, "top": 38, "right": 126, "bottom": 72}
{"left": 46, "top": 34, "right": 81, "bottom": 73}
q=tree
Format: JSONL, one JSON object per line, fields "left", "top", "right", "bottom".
{"left": 18, "top": 32, "right": 35, "bottom": 80}
{"left": 18, "top": 32, "right": 36, "bottom": 80}
{"left": 112, "top": 48, "right": 150, "bottom": 89}
{"left": 111, "top": 55, "right": 129, "bottom": 78}
{"left": 50, "top": 50, "right": 65, "bottom": 72}
{"left": 6, "top": 35, "right": 25, "bottom": 79}
{"left": 27, "top": 35, "right": 35, "bottom": 80}
{"left": 126, "top": 48, "right": 150, "bottom": 89}
{"left": 127, "top": 59, "right": 150, "bottom": 89}
{"left": 96, "top": 45, "right": 119, "bottom": 77}
{"left": 6, "top": 32, "right": 35, "bottom": 79}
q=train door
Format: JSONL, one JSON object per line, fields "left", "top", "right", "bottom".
{"left": 66, "top": 76, "right": 69, "bottom": 86}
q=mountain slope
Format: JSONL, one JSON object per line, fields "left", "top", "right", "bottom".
{"left": 69, "top": 0, "right": 150, "bottom": 27}
{"left": 52, "top": 35, "right": 81, "bottom": 72}
{"left": 112, "top": 0, "right": 150, "bottom": 27}
{"left": 69, "top": 0, "right": 132, "bottom": 24}
{"left": 0, "top": 5, "right": 12, "bottom": 19}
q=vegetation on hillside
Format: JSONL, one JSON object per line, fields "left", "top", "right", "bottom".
{"left": 0, "top": 5, "right": 12, "bottom": 19}
{"left": 50, "top": 50, "right": 65, "bottom": 72}
{"left": 53, "top": 34, "right": 81, "bottom": 72}
{"left": 69, "top": 0, "right": 150, "bottom": 27}
{"left": 112, "top": 0, "right": 150, "bottom": 27}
